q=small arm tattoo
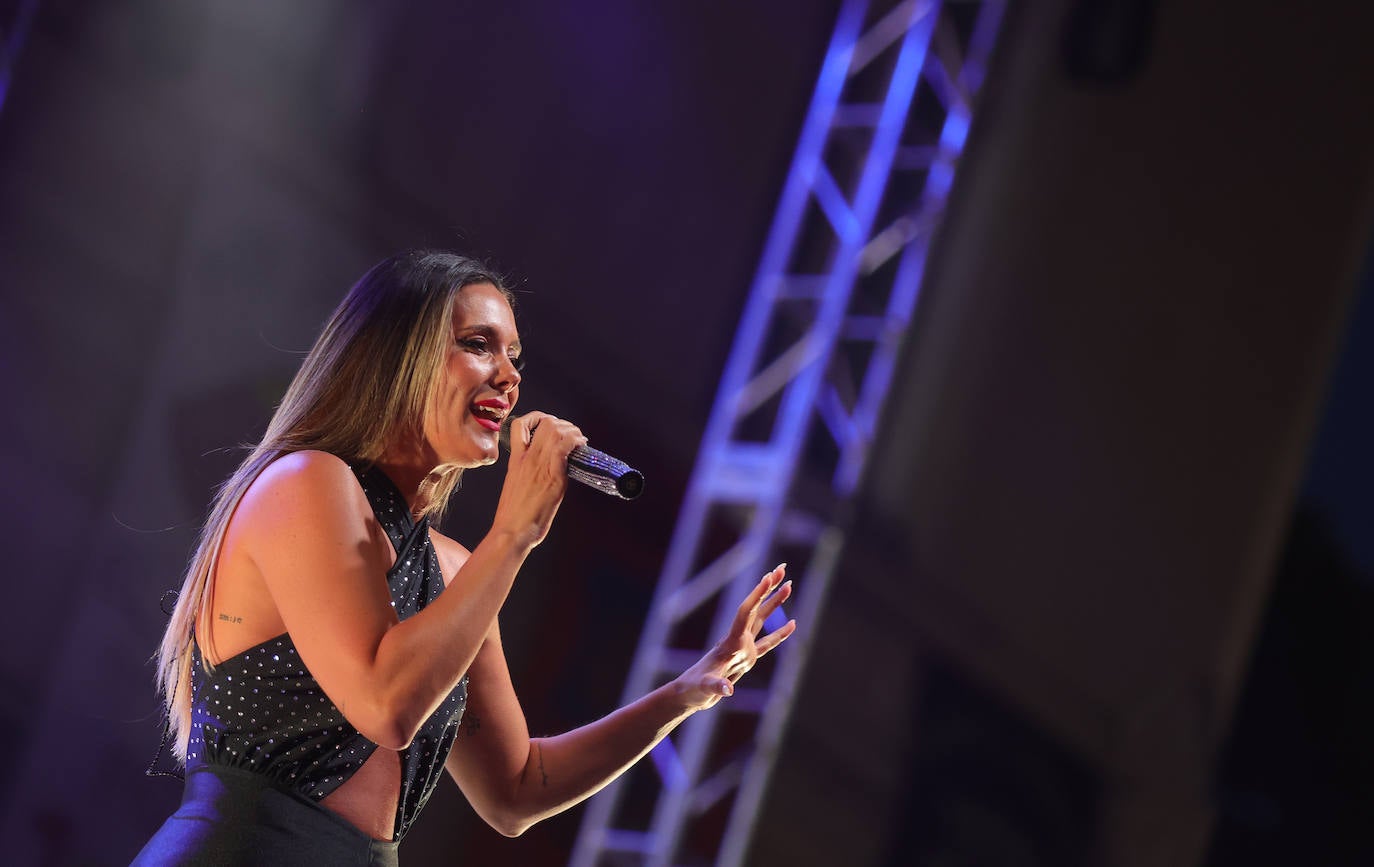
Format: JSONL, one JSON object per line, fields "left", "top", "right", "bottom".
{"left": 217, "top": 613, "right": 243, "bottom": 624}
{"left": 462, "top": 713, "right": 482, "bottom": 738}
{"left": 536, "top": 742, "right": 549, "bottom": 787}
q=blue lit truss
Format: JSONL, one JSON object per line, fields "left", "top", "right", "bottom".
{"left": 571, "top": 2, "right": 1007, "bottom": 864}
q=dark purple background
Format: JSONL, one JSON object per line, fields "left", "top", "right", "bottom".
{"left": 0, "top": 2, "right": 842, "bottom": 863}
{"left": 2, "top": 2, "right": 1373, "bottom": 866}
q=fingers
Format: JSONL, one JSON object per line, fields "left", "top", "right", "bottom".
{"left": 507, "top": 412, "right": 546, "bottom": 453}
{"left": 753, "top": 579, "right": 792, "bottom": 637}
{"left": 509, "top": 411, "right": 576, "bottom": 447}
{"left": 509, "top": 412, "right": 587, "bottom": 460}
{"left": 492, "top": 412, "right": 586, "bottom": 546}
{"left": 754, "top": 618, "right": 797, "bottom": 658}
{"left": 720, "top": 615, "right": 796, "bottom": 688}
{"left": 679, "top": 565, "right": 799, "bottom": 710}
{"left": 731, "top": 563, "right": 786, "bottom": 635}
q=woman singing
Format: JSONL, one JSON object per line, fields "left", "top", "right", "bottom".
{"left": 135, "top": 250, "right": 795, "bottom": 865}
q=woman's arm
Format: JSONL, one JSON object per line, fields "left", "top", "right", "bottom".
{"left": 445, "top": 564, "right": 795, "bottom": 837}
{"left": 237, "top": 413, "right": 582, "bottom": 750}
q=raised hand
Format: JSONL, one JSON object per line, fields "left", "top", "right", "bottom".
{"left": 491, "top": 412, "right": 587, "bottom": 548}
{"left": 674, "top": 564, "right": 797, "bottom": 711}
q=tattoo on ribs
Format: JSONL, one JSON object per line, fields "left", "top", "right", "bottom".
{"left": 463, "top": 713, "right": 481, "bottom": 738}
{"left": 217, "top": 613, "right": 243, "bottom": 624}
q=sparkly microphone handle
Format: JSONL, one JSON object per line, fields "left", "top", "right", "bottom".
{"left": 500, "top": 420, "right": 645, "bottom": 501}
{"left": 567, "top": 443, "right": 645, "bottom": 500}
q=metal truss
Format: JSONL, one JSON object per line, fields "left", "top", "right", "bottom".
{"left": 0, "top": 0, "right": 41, "bottom": 117}
{"left": 571, "top": 1, "right": 1005, "bottom": 864}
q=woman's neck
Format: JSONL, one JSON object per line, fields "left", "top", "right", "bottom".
{"left": 373, "top": 442, "right": 441, "bottom": 517}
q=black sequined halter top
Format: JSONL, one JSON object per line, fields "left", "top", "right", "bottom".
{"left": 185, "top": 463, "right": 468, "bottom": 841}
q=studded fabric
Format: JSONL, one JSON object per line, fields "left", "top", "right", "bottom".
{"left": 186, "top": 464, "right": 468, "bottom": 841}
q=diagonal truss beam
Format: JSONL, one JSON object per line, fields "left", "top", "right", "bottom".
{"left": 571, "top": 2, "right": 1006, "bottom": 864}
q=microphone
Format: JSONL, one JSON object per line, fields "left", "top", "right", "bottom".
{"left": 499, "top": 419, "right": 645, "bottom": 500}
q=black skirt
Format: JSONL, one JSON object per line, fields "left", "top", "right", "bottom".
{"left": 132, "top": 765, "right": 401, "bottom": 867}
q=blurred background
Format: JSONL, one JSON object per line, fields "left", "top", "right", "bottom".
{"left": 1, "top": 1, "right": 1372, "bottom": 865}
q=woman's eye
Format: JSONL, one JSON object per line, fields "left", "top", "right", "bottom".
{"left": 460, "top": 338, "right": 522, "bottom": 372}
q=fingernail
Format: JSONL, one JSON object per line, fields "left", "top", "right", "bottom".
{"left": 776, "top": 562, "right": 787, "bottom": 572}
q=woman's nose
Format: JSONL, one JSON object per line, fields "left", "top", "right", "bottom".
{"left": 494, "top": 356, "right": 521, "bottom": 393}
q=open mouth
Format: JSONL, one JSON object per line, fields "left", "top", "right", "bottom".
{"left": 470, "top": 401, "right": 506, "bottom": 432}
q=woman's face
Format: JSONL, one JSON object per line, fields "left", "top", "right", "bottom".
{"left": 424, "top": 282, "right": 522, "bottom": 467}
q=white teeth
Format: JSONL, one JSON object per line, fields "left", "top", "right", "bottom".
{"left": 472, "top": 405, "right": 504, "bottom": 420}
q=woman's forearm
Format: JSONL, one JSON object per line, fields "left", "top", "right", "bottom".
{"left": 446, "top": 567, "right": 792, "bottom": 837}
{"left": 490, "top": 566, "right": 794, "bottom": 834}
{"left": 365, "top": 412, "right": 583, "bottom": 748}
{"left": 502, "top": 681, "right": 697, "bottom": 834}
{"left": 365, "top": 529, "right": 533, "bottom": 748}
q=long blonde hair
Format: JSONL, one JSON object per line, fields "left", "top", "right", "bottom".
{"left": 155, "top": 251, "right": 510, "bottom": 762}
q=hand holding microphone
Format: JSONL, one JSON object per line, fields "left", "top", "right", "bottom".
{"left": 499, "top": 415, "right": 644, "bottom": 501}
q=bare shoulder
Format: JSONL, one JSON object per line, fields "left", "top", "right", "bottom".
{"left": 428, "top": 528, "right": 473, "bottom": 587}
{"left": 235, "top": 451, "right": 376, "bottom": 551}
{"left": 249, "top": 449, "right": 359, "bottom": 496}
{"left": 242, "top": 450, "right": 366, "bottom": 508}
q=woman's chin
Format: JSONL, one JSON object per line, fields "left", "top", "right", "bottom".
{"left": 438, "top": 426, "right": 501, "bottom": 467}
{"left": 457, "top": 439, "right": 500, "bottom": 468}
